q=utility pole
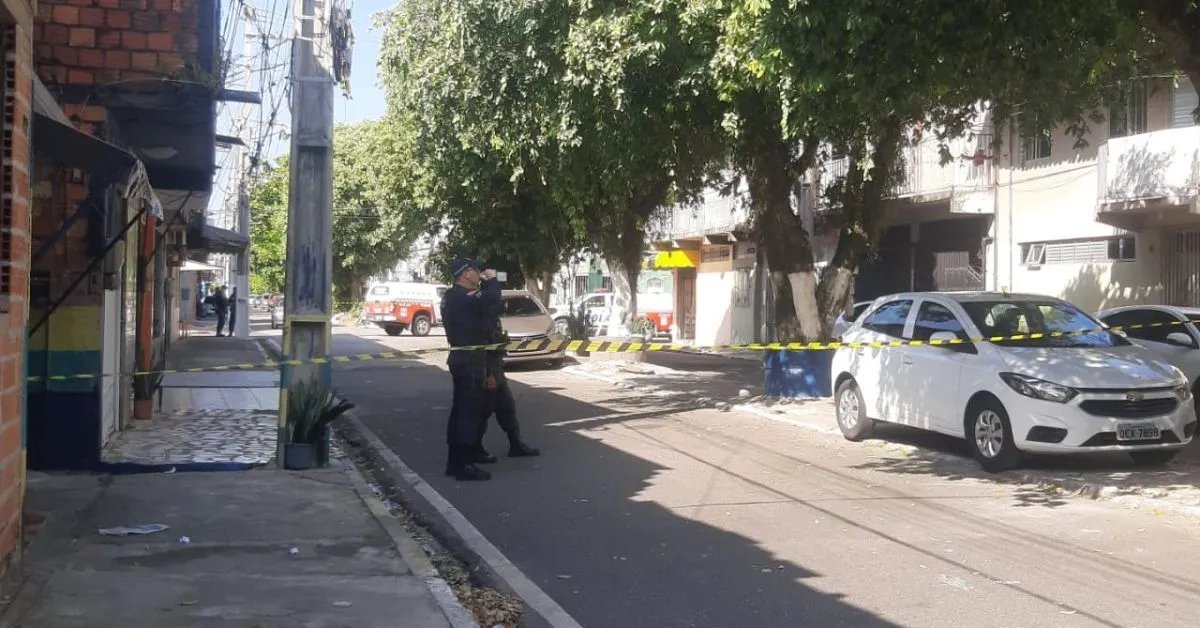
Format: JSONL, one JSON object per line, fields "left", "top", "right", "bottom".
{"left": 232, "top": 6, "right": 259, "bottom": 339}
{"left": 279, "top": 0, "right": 335, "bottom": 464}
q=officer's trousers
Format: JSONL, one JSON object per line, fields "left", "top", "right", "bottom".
{"left": 478, "top": 353, "right": 519, "bottom": 445}
{"left": 446, "top": 357, "right": 485, "bottom": 450}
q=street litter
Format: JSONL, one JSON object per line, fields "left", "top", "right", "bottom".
{"left": 289, "top": 547, "right": 300, "bottom": 556}
{"left": 98, "top": 523, "right": 169, "bottom": 536}
{"left": 178, "top": 536, "right": 191, "bottom": 544}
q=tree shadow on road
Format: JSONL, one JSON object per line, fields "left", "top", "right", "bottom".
{"left": 330, "top": 336, "right": 899, "bottom": 628}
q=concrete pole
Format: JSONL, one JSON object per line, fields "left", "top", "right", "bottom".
{"left": 279, "top": 0, "right": 335, "bottom": 464}
{"left": 233, "top": 9, "right": 258, "bottom": 338}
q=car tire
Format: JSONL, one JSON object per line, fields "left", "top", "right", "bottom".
{"left": 1128, "top": 450, "right": 1179, "bottom": 466}
{"left": 411, "top": 314, "right": 432, "bottom": 337}
{"left": 834, "top": 379, "right": 873, "bottom": 442}
{"left": 384, "top": 325, "right": 404, "bottom": 337}
{"left": 965, "top": 396, "right": 1022, "bottom": 473}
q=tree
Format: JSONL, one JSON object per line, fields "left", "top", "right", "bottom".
{"left": 247, "top": 120, "right": 415, "bottom": 307}
{"left": 377, "top": 0, "right": 726, "bottom": 335}
{"left": 1135, "top": 0, "right": 1200, "bottom": 105}
{"left": 710, "top": 0, "right": 1156, "bottom": 340}
{"left": 248, "top": 162, "right": 287, "bottom": 294}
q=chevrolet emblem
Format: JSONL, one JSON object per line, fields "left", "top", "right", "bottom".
{"left": 1125, "top": 391, "right": 1144, "bottom": 403}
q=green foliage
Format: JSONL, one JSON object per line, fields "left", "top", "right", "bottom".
{"left": 285, "top": 378, "right": 354, "bottom": 445}
{"left": 248, "top": 121, "right": 416, "bottom": 303}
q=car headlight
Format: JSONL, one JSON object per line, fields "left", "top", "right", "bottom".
{"left": 999, "top": 373, "right": 1078, "bottom": 404}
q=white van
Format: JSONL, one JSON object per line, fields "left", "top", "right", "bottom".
{"left": 363, "top": 281, "right": 447, "bottom": 336}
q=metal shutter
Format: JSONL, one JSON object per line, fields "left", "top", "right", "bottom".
{"left": 1173, "top": 77, "right": 1198, "bottom": 128}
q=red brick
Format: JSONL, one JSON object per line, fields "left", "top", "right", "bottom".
{"left": 67, "top": 69, "right": 93, "bottom": 84}
{"left": 157, "top": 52, "right": 181, "bottom": 70}
{"left": 44, "top": 24, "right": 69, "bottom": 45}
{"left": 78, "top": 48, "right": 104, "bottom": 68}
{"left": 161, "top": 13, "right": 181, "bottom": 31}
{"left": 130, "top": 51, "right": 156, "bottom": 70}
{"left": 98, "top": 0, "right": 120, "bottom": 7}
{"left": 96, "top": 30, "right": 121, "bottom": 48}
{"left": 106, "top": 9, "right": 132, "bottom": 29}
{"left": 151, "top": 0, "right": 171, "bottom": 9}
{"left": 39, "top": 65, "right": 67, "bottom": 83}
{"left": 132, "top": 13, "right": 159, "bottom": 31}
{"left": 104, "top": 50, "right": 130, "bottom": 69}
{"left": 68, "top": 27, "right": 94, "bottom": 47}
{"left": 53, "top": 45, "right": 78, "bottom": 65}
{"left": 146, "top": 32, "right": 172, "bottom": 51}
{"left": 51, "top": 5, "right": 80, "bottom": 24}
{"left": 79, "top": 7, "right": 106, "bottom": 27}
{"left": 121, "top": 31, "right": 146, "bottom": 49}
{"left": 81, "top": 106, "right": 106, "bottom": 123}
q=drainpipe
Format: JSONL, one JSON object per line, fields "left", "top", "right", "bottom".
{"left": 1007, "top": 111, "right": 1017, "bottom": 291}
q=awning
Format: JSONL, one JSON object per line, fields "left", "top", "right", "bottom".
{"left": 648, "top": 250, "right": 699, "bottom": 269}
{"left": 179, "top": 259, "right": 225, "bottom": 272}
{"left": 32, "top": 74, "right": 163, "bottom": 219}
{"left": 186, "top": 220, "right": 249, "bottom": 255}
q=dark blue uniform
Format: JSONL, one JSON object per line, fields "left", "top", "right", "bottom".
{"left": 475, "top": 295, "right": 539, "bottom": 460}
{"left": 440, "top": 277, "right": 501, "bottom": 471}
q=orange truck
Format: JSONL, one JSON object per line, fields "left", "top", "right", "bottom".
{"left": 362, "top": 282, "right": 447, "bottom": 336}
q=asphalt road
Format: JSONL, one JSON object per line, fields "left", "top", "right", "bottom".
{"left": 330, "top": 327, "right": 1200, "bottom": 628}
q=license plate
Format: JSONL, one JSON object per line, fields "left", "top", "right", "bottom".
{"left": 1116, "top": 423, "right": 1161, "bottom": 442}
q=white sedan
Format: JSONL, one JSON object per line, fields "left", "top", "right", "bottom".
{"left": 1095, "top": 305, "right": 1200, "bottom": 411}
{"left": 831, "top": 292, "right": 1196, "bottom": 472}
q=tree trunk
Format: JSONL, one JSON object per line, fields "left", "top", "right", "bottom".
{"left": 746, "top": 129, "right": 821, "bottom": 342}
{"left": 816, "top": 123, "right": 904, "bottom": 336}
{"left": 605, "top": 215, "right": 645, "bottom": 338}
{"left": 523, "top": 267, "right": 553, "bottom": 306}
{"left": 1140, "top": 0, "right": 1200, "bottom": 108}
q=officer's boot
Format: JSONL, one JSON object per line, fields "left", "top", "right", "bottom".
{"left": 445, "top": 447, "right": 492, "bottom": 481}
{"left": 472, "top": 446, "right": 498, "bottom": 464}
{"left": 507, "top": 429, "right": 541, "bottom": 458}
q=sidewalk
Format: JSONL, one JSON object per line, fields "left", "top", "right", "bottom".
{"left": 4, "top": 335, "right": 467, "bottom": 627}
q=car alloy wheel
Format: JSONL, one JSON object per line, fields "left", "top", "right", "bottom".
{"left": 838, "top": 388, "right": 860, "bottom": 431}
{"left": 973, "top": 409, "right": 1005, "bottom": 459}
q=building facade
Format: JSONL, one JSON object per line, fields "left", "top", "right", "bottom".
{"left": 651, "top": 78, "right": 1199, "bottom": 346}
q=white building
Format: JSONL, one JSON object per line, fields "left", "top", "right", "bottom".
{"left": 651, "top": 77, "right": 1199, "bottom": 346}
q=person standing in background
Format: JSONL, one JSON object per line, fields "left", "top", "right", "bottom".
{"left": 205, "top": 286, "right": 229, "bottom": 337}
{"left": 474, "top": 287, "right": 540, "bottom": 463}
{"left": 228, "top": 286, "right": 239, "bottom": 337}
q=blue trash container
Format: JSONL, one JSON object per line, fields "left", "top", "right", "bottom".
{"left": 763, "top": 349, "right": 834, "bottom": 398}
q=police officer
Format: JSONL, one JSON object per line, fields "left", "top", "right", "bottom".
{"left": 473, "top": 283, "right": 540, "bottom": 463}
{"left": 440, "top": 257, "right": 499, "bottom": 481}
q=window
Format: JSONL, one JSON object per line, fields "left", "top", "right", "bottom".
{"left": 1020, "top": 129, "right": 1052, "bottom": 162}
{"left": 1102, "top": 309, "right": 1192, "bottom": 346}
{"left": 370, "top": 286, "right": 390, "bottom": 296}
{"left": 861, "top": 299, "right": 913, "bottom": 338}
{"left": 1023, "top": 237, "right": 1135, "bottom": 266}
{"left": 849, "top": 302, "right": 871, "bottom": 322}
{"left": 1109, "top": 80, "right": 1149, "bottom": 138}
{"left": 912, "top": 301, "right": 966, "bottom": 342}
{"left": 501, "top": 296, "right": 545, "bottom": 317}
{"left": 960, "top": 300, "right": 1127, "bottom": 348}
{"left": 1172, "top": 76, "right": 1198, "bottom": 129}
{"left": 601, "top": 276, "right": 613, "bottom": 291}
{"left": 573, "top": 276, "right": 588, "bottom": 298}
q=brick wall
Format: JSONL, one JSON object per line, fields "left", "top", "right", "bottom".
{"left": 34, "top": 0, "right": 203, "bottom": 92}
{"left": 0, "top": 17, "right": 35, "bottom": 578}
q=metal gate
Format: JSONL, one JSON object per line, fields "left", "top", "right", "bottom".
{"left": 1164, "top": 230, "right": 1200, "bottom": 307}
{"left": 932, "top": 250, "right": 985, "bottom": 292}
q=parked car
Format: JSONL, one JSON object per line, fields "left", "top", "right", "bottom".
{"left": 362, "top": 281, "right": 445, "bottom": 336}
{"left": 1096, "top": 305, "right": 1200, "bottom": 412}
{"left": 270, "top": 296, "right": 284, "bottom": 329}
{"left": 832, "top": 301, "right": 873, "bottom": 338}
{"left": 500, "top": 290, "right": 566, "bottom": 367}
{"left": 831, "top": 292, "right": 1196, "bottom": 472}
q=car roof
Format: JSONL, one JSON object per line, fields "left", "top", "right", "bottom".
{"left": 878, "top": 291, "right": 1060, "bottom": 304}
{"left": 1097, "top": 304, "right": 1200, "bottom": 317}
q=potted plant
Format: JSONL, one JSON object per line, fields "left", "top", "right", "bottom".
{"left": 284, "top": 378, "right": 354, "bottom": 470}
{"left": 132, "top": 355, "right": 166, "bottom": 420}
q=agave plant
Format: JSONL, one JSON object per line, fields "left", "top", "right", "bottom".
{"left": 286, "top": 378, "right": 355, "bottom": 445}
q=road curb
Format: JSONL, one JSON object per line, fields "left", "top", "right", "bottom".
{"left": 561, "top": 365, "right": 1200, "bottom": 521}
{"left": 343, "top": 461, "right": 480, "bottom": 628}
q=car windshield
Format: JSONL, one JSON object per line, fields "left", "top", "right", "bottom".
{"left": 960, "top": 300, "right": 1129, "bottom": 348}
{"left": 502, "top": 296, "right": 545, "bottom": 317}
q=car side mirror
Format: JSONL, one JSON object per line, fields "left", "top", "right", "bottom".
{"left": 928, "top": 331, "right": 978, "bottom": 354}
{"left": 1111, "top": 328, "right": 1128, "bottom": 338}
{"left": 1166, "top": 331, "right": 1195, "bottom": 348}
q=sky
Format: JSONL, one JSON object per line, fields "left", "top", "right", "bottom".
{"left": 207, "top": 0, "right": 392, "bottom": 221}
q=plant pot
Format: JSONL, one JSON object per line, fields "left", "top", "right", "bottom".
{"left": 133, "top": 398, "right": 154, "bottom": 420}
{"left": 284, "top": 443, "right": 316, "bottom": 470}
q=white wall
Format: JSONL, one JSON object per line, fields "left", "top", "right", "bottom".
{"left": 992, "top": 79, "right": 1179, "bottom": 310}
{"left": 100, "top": 290, "right": 121, "bottom": 445}
{"left": 695, "top": 269, "right": 733, "bottom": 346}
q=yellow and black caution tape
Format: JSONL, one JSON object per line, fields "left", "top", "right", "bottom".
{"left": 25, "top": 319, "right": 1195, "bottom": 382}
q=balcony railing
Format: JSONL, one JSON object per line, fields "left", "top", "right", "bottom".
{"left": 651, "top": 189, "right": 750, "bottom": 240}
{"left": 1097, "top": 126, "right": 1200, "bottom": 210}
{"left": 818, "top": 133, "right": 994, "bottom": 205}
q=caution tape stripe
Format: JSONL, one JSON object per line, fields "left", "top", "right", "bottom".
{"left": 24, "top": 320, "right": 1193, "bottom": 381}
